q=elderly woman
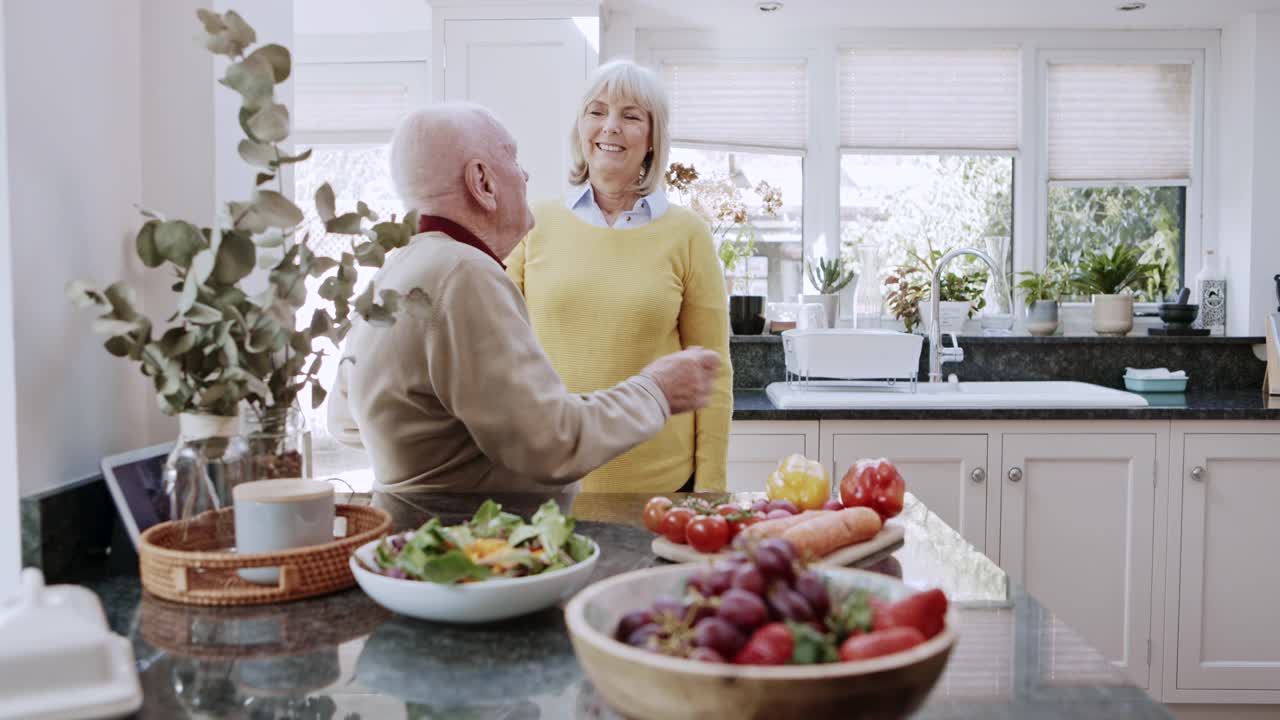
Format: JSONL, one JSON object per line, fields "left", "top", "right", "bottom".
{"left": 506, "top": 60, "right": 732, "bottom": 493}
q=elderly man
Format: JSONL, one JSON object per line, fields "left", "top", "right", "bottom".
{"left": 328, "top": 102, "right": 721, "bottom": 497}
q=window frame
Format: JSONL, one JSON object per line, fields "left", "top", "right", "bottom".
{"left": 639, "top": 29, "right": 1219, "bottom": 328}
{"left": 1036, "top": 49, "right": 1206, "bottom": 308}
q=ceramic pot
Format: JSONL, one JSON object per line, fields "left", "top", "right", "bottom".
{"left": 728, "top": 295, "right": 766, "bottom": 335}
{"left": 1091, "top": 294, "right": 1134, "bottom": 336}
{"left": 1026, "top": 300, "right": 1059, "bottom": 336}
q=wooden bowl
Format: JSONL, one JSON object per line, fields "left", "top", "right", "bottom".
{"left": 565, "top": 564, "right": 957, "bottom": 720}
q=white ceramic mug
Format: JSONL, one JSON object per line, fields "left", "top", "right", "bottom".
{"left": 233, "top": 479, "right": 335, "bottom": 585}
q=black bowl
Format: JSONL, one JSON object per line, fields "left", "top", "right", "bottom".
{"left": 1157, "top": 303, "right": 1199, "bottom": 328}
{"left": 728, "top": 295, "right": 766, "bottom": 335}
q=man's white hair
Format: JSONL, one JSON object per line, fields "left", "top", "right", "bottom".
{"left": 389, "top": 102, "right": 505, "bottom": 212}
{"left": 568, "top": 59, "right": 670, "bottom": 196}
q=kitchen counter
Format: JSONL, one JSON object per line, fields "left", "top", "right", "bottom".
{"left": 87, "top": 491, "right": 1169, "bottom": 719}
{"left": 733, "top": 388, "right": 1280, "bottom": 421}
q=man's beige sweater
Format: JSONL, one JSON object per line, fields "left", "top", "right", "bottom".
{"left": 327, "top": 231, "right": 672, "bottom": 495}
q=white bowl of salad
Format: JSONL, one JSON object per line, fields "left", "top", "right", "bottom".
{"left": 350, "top": 499, "right": 600, "bottom": 624}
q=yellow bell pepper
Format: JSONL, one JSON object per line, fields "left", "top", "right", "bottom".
{"left": 766, "top": 454, "right": 831, "bottom": 511}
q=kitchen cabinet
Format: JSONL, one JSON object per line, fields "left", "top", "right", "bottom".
{"left": 998, "top": 432, "right": 1157, "bottom": 689}
{"left": 726, "top": 420, "right": 819, "bottom": 492}
{"left": 821, "top": 422, "right": 990, "bottom": 553}
{"left": 1168, "top": 428, "right": 1280, "bottom": 697}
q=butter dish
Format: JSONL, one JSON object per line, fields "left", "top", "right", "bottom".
{"left": 0, "top": 568, "right": 142, "bottom": 720}
{"left": 1124, "top": 367, "right": 1189, "bottom": 393}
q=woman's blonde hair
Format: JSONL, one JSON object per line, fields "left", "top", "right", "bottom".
{"left": 568, "top": 59, "right": 670, "bottom": 197}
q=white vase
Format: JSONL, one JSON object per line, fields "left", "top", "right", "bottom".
{"left": 1091, "top": 294, "right": 1134, "bottom": 336}
{"left": 801, "top": 294, "right": 839, "bottom": 329}
{"left": 919, "top": 301, "right": 970, "bottom": 335}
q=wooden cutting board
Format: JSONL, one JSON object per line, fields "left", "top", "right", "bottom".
{"left": 651, "top": 520, "right": 905, "bottom": 568}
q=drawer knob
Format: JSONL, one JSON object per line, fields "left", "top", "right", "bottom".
{"left": 1007, "top": 467, "right": 1023, "bottom": 483}
{"left": 970, "top": 467, "right": 986, "bottom": 484}
{"left": 1190, "top": 466, "right": 1205, "bottom": 482}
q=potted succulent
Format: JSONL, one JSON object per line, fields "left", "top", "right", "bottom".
{"left": 68, "top": 8, "right": 428, "bottom": 512}
{"left": 884, "top": 248, "right": 987, "bottom": 335}
{"left": 1015, "top": 264, "right": 1068, "bottom": 336}
{"left": 803, "top": 256, "right": 856, "bottom": 329}
{"left": 666, "top": 162, "right": 782, "bottom": 334}
{"left": 1071, "top": 245, "right": 1156, "bottom": 336}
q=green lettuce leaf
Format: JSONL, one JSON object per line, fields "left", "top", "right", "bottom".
{"left": 401, "top": 548, "right": 492, "bottom": 584}
{"left": 567, "top": 534, "right": 595, "bottom": 563}
{"left": 469, "top": 499, "right": 523, "bottom": 539}
{"left": 530, "top": 499, "right": 574, "bottom": 554}
{"left": 787, "top": 620, "right": 839, "bottom": 665}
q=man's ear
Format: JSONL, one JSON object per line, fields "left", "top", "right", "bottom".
{"left": 463, "top": 159, "right": 498, "bottom": 212}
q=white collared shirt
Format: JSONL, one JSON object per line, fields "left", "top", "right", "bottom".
{"left": 566, "top": 184, "right": 670, "bottom": 228}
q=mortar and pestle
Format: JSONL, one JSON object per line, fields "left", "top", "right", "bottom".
{"left": 1149, "top": 288, "right": 1208, "bottom": 335}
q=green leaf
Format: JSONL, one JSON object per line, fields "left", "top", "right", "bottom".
{"left": 211, "top": 230, "right": 256, "bottom": 285}
{"left": 404, "top": 549, "right": 492, "bottom": 584}
{"left": 529, "top": 500, "right": 574, "bottom": 555}
{"left": 826, "top": 589, "right": 876, "bottom": 640}
{"left": 354, "top": 282, "right": 375, "bottom": 318}
{"left": 246, "top": 43, "right": 291, "bottom": 83}
{"left": 190, "top": 248, "right": 216, "bottom": 283}
{"left": 92, "top": 317, "right": 142, "bottom": 336}
{"left": 325, "top": 212, "right": 363, "bottom": 235}
{"left": 103, "top": 336, "right": 130, "bottom": 357}
{"left": 255, "top": 172, "right": 275, "bottom": 187}
{"left": 353, "top": 240, "right": 385, "bottom": 267}
{"left": 104, "top": 282, "right": 139, "bottom": 318}
{"left": 307, "top": 256, "right": 338, "bottom": 276}
{"left": 356, "top": 201, "right": 378, "bottom": 221}
{"left": 310, "top": 382, "right": 327, "bottom": 410}
{"left": 273, "top": 147, "right": 312, "bottom": 167}
{"left": 228, "top": 201, "right": 269, "bottom": 234}
{"left": 371, "top": 221, "right": 411, "bottom": 250}
{"left": 401, "top": 288, "right": 433, "bottom": 318}
{"left": 238, "top": 139, "right": 277, "bottom": 168}
{"left": 379, "top": 289, "right": 400, "bottom": 315}
{"left": 135, "top": 220, "right": 162, "bottom": 267}
{"left": 179, "top": 270, "right": 199, "bottom": 313}
{"left": 195, "top": 8, "right": 226, "bottom": 33}
{"left": 185, "top": 302, "right": 222, "bottom": 324}
{"left": 65, "top": 280, "right": 107, "bottom": 308}
{"left": 314, "top": 183, "right": 336, "bottom": 222}
{"left": 787, "top": 621, "right": 839, "bottom": 665}
{"left": 154, "top": 221, "right": 205, "bottom": 268}
{"left": 158, "top": 327, "right": 198, "bottom": 356}
{"left": 221, "top": 54, "right": 274, "bottom": 110}
{"left": 469, "top": 500, "right": 524, "bottom": 539}
{"left": 567, "top": 534, "right": 595, "bottom": 563}
{"left": 255, "top": 190, "right": 304, "bottom": 229}
{"left": 309, "top": 309, "right": 332, "bottom": 337}
{"left": 247, "top": 103, "right": 290, "bottom": 144}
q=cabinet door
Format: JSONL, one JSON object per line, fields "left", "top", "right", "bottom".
{"left": 829, "top": 434, "right": 988, "bottom": 552}
{"left": 999, "top": 434, "right": 1155, "bottom": 689}
{"left": 1176, "top": 434, "right": 1280, "bottom": 690}
{"left": 442, "top": 19, "right": 593, "bottom": 203}
{"left": 727, "top": 421, "right": 819, "bottom": 493}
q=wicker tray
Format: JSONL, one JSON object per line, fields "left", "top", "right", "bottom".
{"left": 139, "top": 503, "right": 391, "bottom": 607}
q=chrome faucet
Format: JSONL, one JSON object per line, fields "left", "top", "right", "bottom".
{"left": 928, "top": 248, "right": 1012, "bottom": 384}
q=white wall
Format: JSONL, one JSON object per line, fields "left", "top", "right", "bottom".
{"left": 295, "top": 0, "right": 431, "bottom": 35}
{"left": 5, "top": 0, "right": 159, "bottom": 497}
{"left": 0, "top": 2, "right": 20, "bottom": 594}
{"left": 1216, "top": 11, "right": 1280, "bottom": 335}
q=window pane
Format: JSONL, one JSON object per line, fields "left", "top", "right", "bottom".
{"left": 1047, "top": 186, "right": 1185, "bottom": 303}
{"left": 293, "top": 144, "right": 403, "bottom": 479}
{"left": 840, "top": 154, "right": 1014, "bottom": 316}
{"left": 667, "top": 147, "right": 803, "bottom": 302}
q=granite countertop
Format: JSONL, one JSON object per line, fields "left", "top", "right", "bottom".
{"left": 733, "top": 388, "right": 1280, "bottom": 421}
{"left": 88, "top": 492, "right": 1169, "bottom": 719}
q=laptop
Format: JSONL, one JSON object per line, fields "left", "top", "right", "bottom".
{"left": 101, "top": 443, "right": 174, "bottom": 549}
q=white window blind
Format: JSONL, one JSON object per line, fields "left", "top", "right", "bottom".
{"left": 1047, "top": 63, "right": 1192, "bottom": 182}
{"left": 838, "top": 48, "right": 1019, "bottom": 150}
{"left": 293, "top": 61, "right": 428, "bottom": 141}
{"left": 661, "top": 59, "right": 808, "bottom": 150}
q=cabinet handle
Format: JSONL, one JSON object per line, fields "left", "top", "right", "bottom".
{"left": 1007, "top": 467, "right": 1023, "bottom": 483}
{"left": 1190, "top": 466, "right": 1205, "bottom": 482}
{"left": 970, "top": 467, "right": 986, "bottom": 484}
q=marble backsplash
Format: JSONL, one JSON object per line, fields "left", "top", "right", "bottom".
{"left": 729, "top": 335, "right": 1269, "bottom": 392}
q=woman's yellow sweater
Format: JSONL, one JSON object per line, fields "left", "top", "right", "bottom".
{"left": 506, "top": 201, "right": 732, "bottom": 492}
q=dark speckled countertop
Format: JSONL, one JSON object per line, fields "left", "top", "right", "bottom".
{"left": 87, "top": 492, "right": 1169, "bottom": 720}
{"left": 732, "top": 388, "right": 1280, "bottom": 421}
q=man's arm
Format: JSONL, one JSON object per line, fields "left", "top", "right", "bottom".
{"left": 325, "top": 357, "right": 366, "bottom": 450}
{"left": 426, "top": 258, "right": 673, "bottom": 484}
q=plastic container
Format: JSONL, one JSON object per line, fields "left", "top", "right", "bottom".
{"left": 781, "top": 328, "right": 923, "bottom": 381}
{"left": 1123, "top": 376, "right": 1189, "bottom": 393}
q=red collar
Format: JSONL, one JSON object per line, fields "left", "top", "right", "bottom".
{"left": 417, "top": 215, "right": 506, "bottom": 269}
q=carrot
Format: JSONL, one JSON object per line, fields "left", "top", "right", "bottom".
{"left": 741, "top": 510, "right": 833, "bottom": 541}
{"left": 781, "top": 507, "right": 882, "bottom": 558}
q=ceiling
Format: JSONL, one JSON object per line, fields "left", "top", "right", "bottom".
{"left": 614, "top": 0, "right": 1280, "bottom": 30}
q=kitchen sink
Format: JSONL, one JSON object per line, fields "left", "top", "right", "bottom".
{"left": 765, "top": 380, "right": 1149, "bottom": 410}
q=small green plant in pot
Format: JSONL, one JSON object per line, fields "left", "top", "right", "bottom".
{"left": 801, "top": 256, "right": 856, "bottom": 328}
{"left": 884, "top": 247, "right": 988, "bottom": 334}
{"left": 67, "top": 9, "right": 429, "bottom": 512}
{"left": 1015, "top": 264, "right": 1068, "bottom": 336}
{"left": 1071, "top": 245, "right": 1156, "bottom": 336}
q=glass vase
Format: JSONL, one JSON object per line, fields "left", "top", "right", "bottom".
{"left": 853, "top": 245, "right": 883, "bottom": 329}
{"left": 163, "top": 413, "right": 252, "bottom": 522}
{"left": 243, "top": 405, "right": 313, "bottom": 480}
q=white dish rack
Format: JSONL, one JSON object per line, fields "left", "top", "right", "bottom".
{"left": 781, "top": 329, "right": 925, "bottom": 391}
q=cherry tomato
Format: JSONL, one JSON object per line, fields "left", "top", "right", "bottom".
{"left": 715, "top": 504, "right": 741, "bottom": 519}
{"left": 840, "top": 458, "right": 906, "bottom": 520}
{"left": 659, "top": 507, "right": 696, "bottom": 545}
{"left": 642, "top": 496, "right": 673, "bottom": 533}
{"left": 838, "top": 626, "right": 925, "bottom": 662}
{"left": 876, "top": 588, "right": 948, "bottom": 639}
{"left": 727, "top": 511, "right": 765, "bottom": 538}
{"left": 686, "top": 515, "right": 731, "bottom": 553}
{"left": 734, "top": 622, "right": 794, "bottom": 665}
